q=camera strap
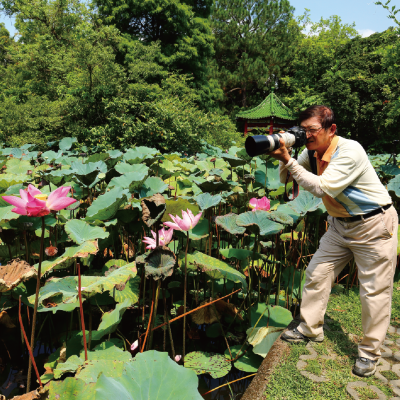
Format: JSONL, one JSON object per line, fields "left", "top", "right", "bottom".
{"left": 283, "top": 148, "right": 300, "bottom": 202}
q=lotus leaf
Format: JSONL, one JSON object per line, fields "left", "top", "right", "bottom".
{"left": 95, "top": 351, "right": 202, "bottom": 400}
{"left": 250, "top": 304, "right": 292, "bottom": 328}
{"left": 254, "top": 161, "right": 281, "bottom": 190}
{"left": 188, "top": 218, "right": 209, "bottom": 240}
{"left": 47, "top": 169, "right": 74, "bottom": 186}
{"left": 267, "top": 210, "right": 294, "bottom": 225}
{"left": 91, "top": 299, "right": 131, "bottom": 341}
{"left": 108, "top": 171, "right": 148, "bottom": 191}
{"left": 144, "top": 246, "right": 175, "bottom": 280}
{"left": 381, "top": 164, "right": 400, "bottom": 176}
{"left": 275, "top": 203, "right": 301, "bottom": 224}
{"left": 287, "top": 191, "right": 323, "bottom": 215}
{"left": 219, "top": 248, "right": 262, "bottom": 261}
{"left": 388, "top": 175, "right": 400, "bottom": 200}
{"left": 224, "top": 345, "right": 263, "bottom": 372}
{"left": 71, "top": 161, "right": 107, "bottom": 187}
{"left": 178, "top": 251, "right": 247, "bottom": 290}
{"left": 41, "top": 150, "right": 63, "bottom": 162}
{"left": 222, "top": 153, "right": 247, "bottom": 167}
{"left": 195, "top": 193, "right": 222, "bottom": 210}
{"left": 35, "top": 241, "right": 99, "bottom": 274}
{"left": 215, "top": 213, "right": 245, "bottom": 235}
{"left": 6, "top": 159, "right": 32, "bottom": 175}
{"left": 184, "top": 351, "right": 231, "bottom": 378}
{"left": 139, "top": 177, "right": 168, "bottom": 198}
{"left": 0, "top": 259, "right": 36, "bottom": 292}
{"left": 65, "top": 219, "right": 109, "bottom": 245}
{"left": 124, "top": 147, "right": 158, "bottom": 165}
{"left": 246, "top": 326, "right": 283, "bottom": 357}
{"left": 86, "top": 188, "right": 129, "bottom": 221}
{"left": 193, "top": 176, "right": 231, "bottom": 193}
{"left": 161, "top": 198, "right": 200, "bottom": 223}
{"left": 0, "top": 175, "right": 28, "bottom": 190}
{"left": 236, "top": 211, "right": 284, "bottom": 236}
{"left": 141, "top": 193, "right": 166, "bottom": 227}
{"left": 114, "top": 163, "right": 149, "bottom": 175}
{"left": 59, "top": 137, "right": 77, "bottom": 151}
{"left": 282, "top": 265, "right": 305, "bottom": 299}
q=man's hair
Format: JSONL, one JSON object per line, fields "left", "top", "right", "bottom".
{"left": 299, "top": 105, "right": 335, "bottom": 130}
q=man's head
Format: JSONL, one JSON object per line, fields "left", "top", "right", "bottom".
{"left": 299, "top": 105, "right": 337, "bottom": 155}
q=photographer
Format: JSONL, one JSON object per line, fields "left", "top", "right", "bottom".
{"left": 270, "top": 105, "right": 398, "bottom": 377}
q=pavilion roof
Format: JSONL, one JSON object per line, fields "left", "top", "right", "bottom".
{"left": 236, "top": 91, "right": 297, "bottom": 121}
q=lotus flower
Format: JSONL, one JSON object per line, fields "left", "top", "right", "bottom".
{"left": 3, "top": 184, "right": 77, "bottom": 217}
{"left": 142, "top": 227, "right": 174, "bottom": 249}
{"left": 164, "top": 209, "right": 202, "bottom": 231}
{"left": 131, "top": 340, "right": 139, "bottom": 351}
{"left": 174, "top": 355, "right": 182, "bottom": 362}
{"left": 249, "top": 197, "right": 270, "bottom": 212}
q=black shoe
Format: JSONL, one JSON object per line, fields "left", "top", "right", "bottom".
{"left": 281, "top": 328, "right": 324, "bottom": 343}
{"left": 353, "top": 357, "right": 378, "bottom": 377}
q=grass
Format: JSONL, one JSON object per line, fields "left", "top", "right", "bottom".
{"left": 263, "top": 279, "right": 400, "bottom": 400}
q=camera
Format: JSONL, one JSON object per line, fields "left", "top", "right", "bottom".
{"left": 245, "top": 126, "right": 307, "bottom": 157}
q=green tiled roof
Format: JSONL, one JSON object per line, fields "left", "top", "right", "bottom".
{"left": 236, "top": 92, "right": 297, "bottom": 121}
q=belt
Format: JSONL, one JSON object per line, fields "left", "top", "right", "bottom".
{"left": 336, "top": 204, "right": 392, "bottom": 222}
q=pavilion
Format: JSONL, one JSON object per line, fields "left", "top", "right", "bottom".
{"left": 236, "top": 89, "right": 297, "bottom": 136}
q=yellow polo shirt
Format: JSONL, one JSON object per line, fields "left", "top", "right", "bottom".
{"left": 296, "top": 136, "right": 392, "bottom": 218}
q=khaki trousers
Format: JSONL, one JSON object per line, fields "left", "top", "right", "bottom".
{"left": 297, "top": 205, "right": 398, "bottom": 360}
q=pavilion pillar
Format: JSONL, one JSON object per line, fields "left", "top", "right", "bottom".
{"left": 244, "top": 120, "right": 248, "bottom": 137}
{"left": 269, "top": 117, "right": 274, "bottom": 134}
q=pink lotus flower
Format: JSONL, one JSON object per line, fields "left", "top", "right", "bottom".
{"left": 174, "top": 355, "right": 182, "bottom": 362}
{"left": 3, "top": 184, "right": 77, "bottom": 217}
{"left": 249, "top": 197, "right": 270, "bottom": 212}
{"left": 142, "top": 227, "right": 174, "bottom": 249}
{"left": 164, "top": 209, "right": 202, "bottom": 231}
{"left": 131, "top": 340, "right": 139, "bottom": 351}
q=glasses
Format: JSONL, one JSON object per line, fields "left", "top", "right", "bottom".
{"left": 300, "top": 125, "right": 324, "bottom": 136}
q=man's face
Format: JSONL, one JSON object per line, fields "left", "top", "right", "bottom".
{"left": 300, "top": 116, "right": 336, "bottom": 153}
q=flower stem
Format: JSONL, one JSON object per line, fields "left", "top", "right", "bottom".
{"left": 183, "top": 231, "right": 189, "bottom": 363}
{"left": 77, "top": 263, "right": 88, "bottom": 361}
{"left": 19, "top": 296, "right": 42, "bottom": 388}
{"left": 26, "top": 216, "right": 45, "bottom": 393}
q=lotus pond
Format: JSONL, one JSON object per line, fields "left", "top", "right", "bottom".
{"left": 0, "top": 138, "right": 398, "bottom": 399}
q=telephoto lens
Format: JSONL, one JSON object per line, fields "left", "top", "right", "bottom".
{"left": 245, "top": 126, "right": 307, "bottom": 157}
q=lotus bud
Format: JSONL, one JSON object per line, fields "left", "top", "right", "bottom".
{"left": 174, "top": 355, "right": 182, "bottom": 362}
{"left": 131, "top": 340, "right": 139, "bottom": 351}
{"left": 45, "top": 246, "right": 58, "bottom": 257}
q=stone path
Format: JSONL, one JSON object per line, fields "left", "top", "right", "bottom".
{"left": 295, "top": 324, "right": 400, "bottom": 399}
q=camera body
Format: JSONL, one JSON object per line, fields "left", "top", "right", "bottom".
{"left": 245, "top": 126, "right": 307, "bottom": 157}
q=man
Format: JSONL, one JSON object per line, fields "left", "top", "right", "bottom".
{"left": 270, "top": 105, "right": 398, "bottom": 377}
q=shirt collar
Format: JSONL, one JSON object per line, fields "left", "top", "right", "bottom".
{"left": 314, "top": 135, "right": 339, "bottom": 163}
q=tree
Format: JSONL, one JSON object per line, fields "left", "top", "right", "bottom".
{"left": 210, "top": 0, "right": 300, "bottom": 113}
{"left": 93, "top": 0, "right": 217, "bottom": 108}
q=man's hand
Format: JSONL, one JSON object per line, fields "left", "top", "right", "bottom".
{"left": 269, "top": 138, "right": 292, "bottom": 164}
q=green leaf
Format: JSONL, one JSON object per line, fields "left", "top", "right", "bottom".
{"left": 71, "top": 161, "right": 108, "bottom": 187}
{"left": 246, "top": 326, "right": 283, "bottom": 358}
{"left": 222, "top": 153, "right": 247, "bottom": 167}
{"left": 6, "top": 159, "right": 32, "bottom": 175}
{"left": 34, "top": 241, "right": 99, "bottom": 275}
{"left": 138, "top": 177, "right": 168, "bottom": 198}
{"left": 95, "top": 351, "right": 202, "bottom": 400}
{"left": 236, "top": 211, "right": 284, "bottom": 236}
{"left": 86, "top": 188, "right": 129, "bottom": 221}
{"left": 381, "top": 164, "right": 400, "bottom": 176}
{"left": 388, "top": 175, "right": 400, "bottom": 200}
{"left": 215, "top": 213, "right": 245, "bottom": 235}
{"left": 195, "top": 193, "right": 222, "bottom": 210}
{"left": 224, "top": 345, "right": 263, "bottom": 372}
{"left": 219, "top": 248, "right": 259, "bottom": 261}
{"left": 65, "top": 219, "right": 109, "bottom": 245}
{"left": 184, "top": 351, "right": 231, "bottom": 378}
{"left": 282, "top": 265, "right": 306, "bottom": 299}
{"left": 91, "top": 299, "right": 131, "bottom": 341}
{"left": 59, "top": 137, "right": 77, "bottom": 151}
{"left": 287, "top": 191, "right": 323, "bottom": 215}
{"left": 144, "top": 247, "right": 176, "bottom": 280}
{"left": 178, "top": 251, "right": 247, "bottom": 290}
{"left": 188, "top": 218, "right": 209, "bottom": 240}
{"left": 255, "top": 162, "right": 281, "bottom": 190}
{"left": 162, "top": 198, "right": 200, "bottom": 223}
{"left": 250, "top": 304, "right": 292, "bottom": 328}
{"left": 108, "top": 172, "right": 148, "bottom": 192}
{"left": 267, "top": 210, "right": 294, "bottom": 225}
{"left": 115, "top": 163, "right": 149, "bottom": 175}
